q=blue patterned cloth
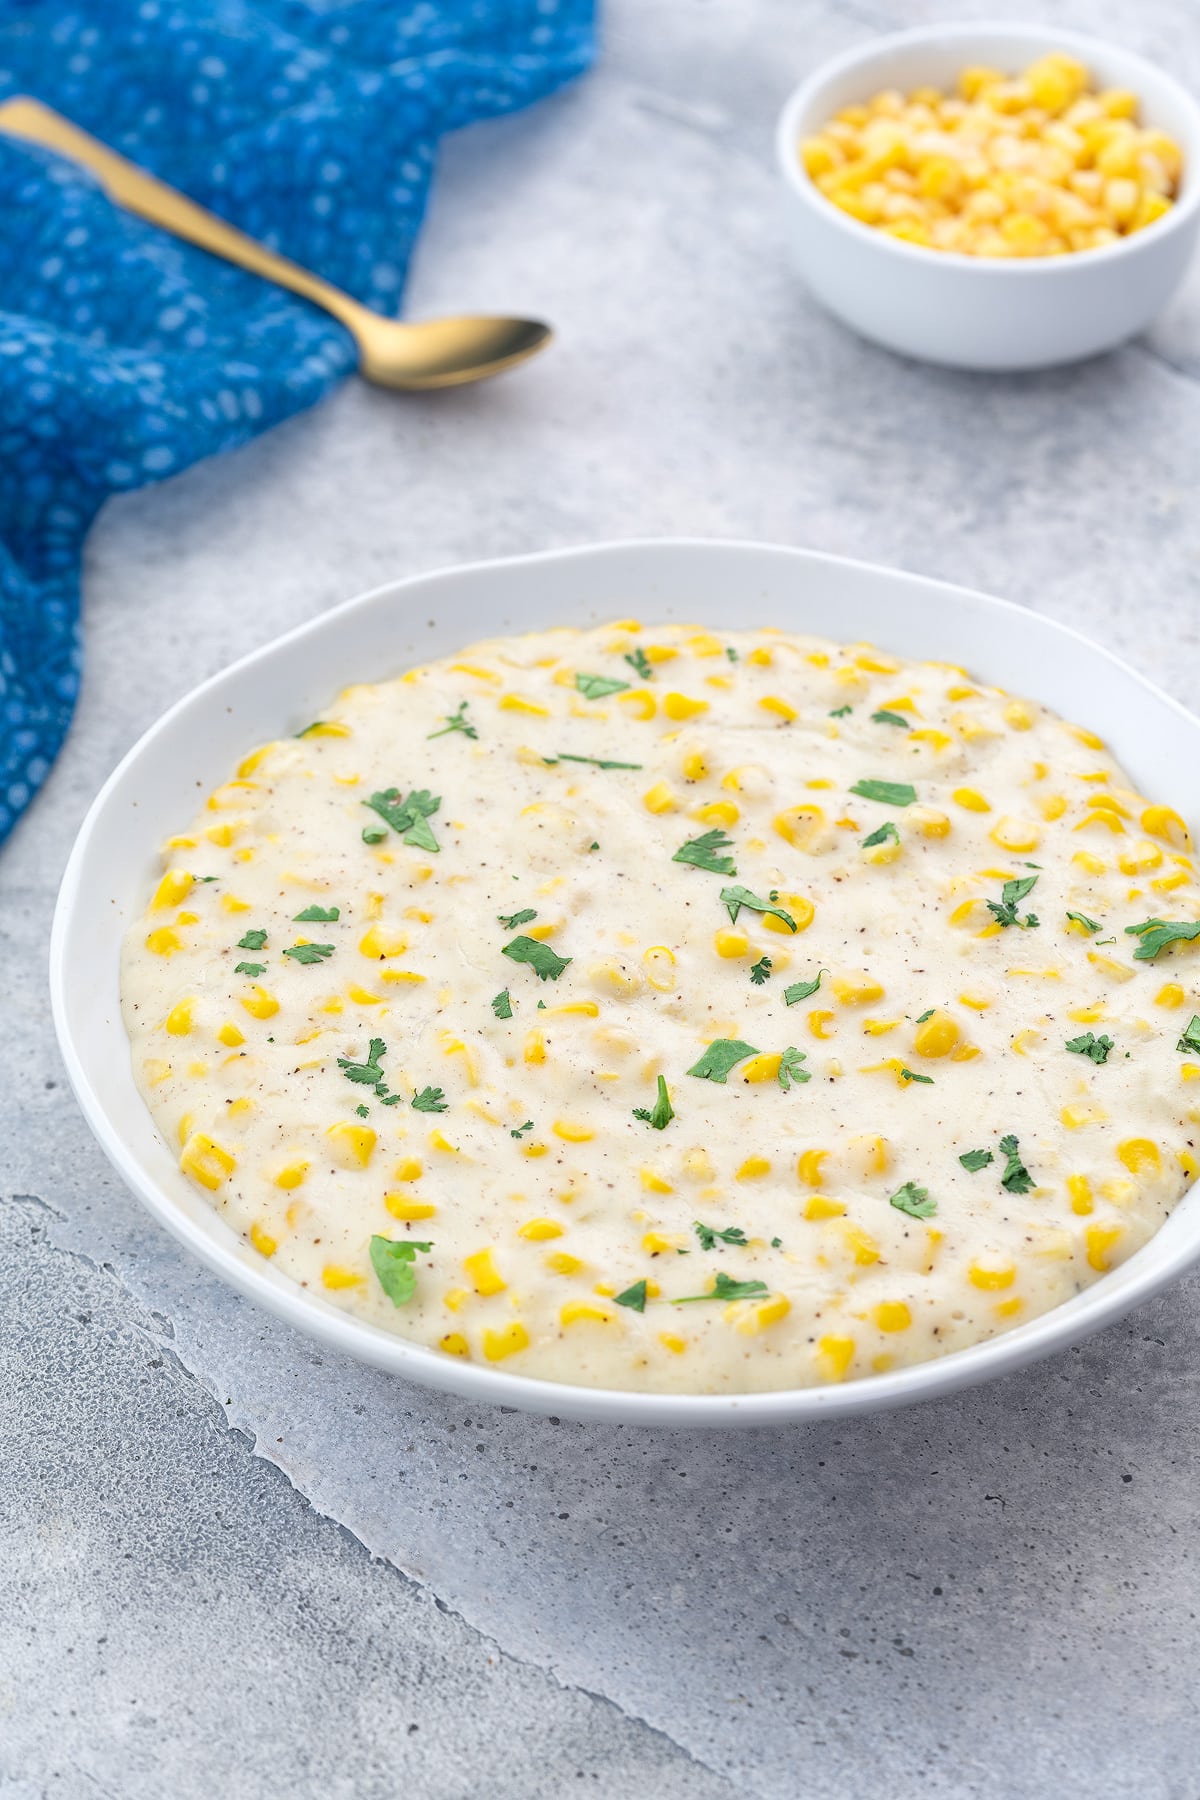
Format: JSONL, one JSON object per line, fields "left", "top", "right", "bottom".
{"left": 0, "top": 1, "right": 594, "bottom": 845}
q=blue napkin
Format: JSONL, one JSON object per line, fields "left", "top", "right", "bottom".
{"left": 0, "top": 0, "right": 594, "bottom": 846}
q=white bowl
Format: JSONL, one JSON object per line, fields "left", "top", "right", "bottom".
{"left": 775, "top": 22, "right": 1200, "bottom": 370}
{"left": 51, "top": 540, "right": 1200, "bottom": 1427}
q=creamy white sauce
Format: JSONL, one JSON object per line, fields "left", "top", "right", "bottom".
{"left": 120, "top": 622, "right": 1200, "bottom": 1392}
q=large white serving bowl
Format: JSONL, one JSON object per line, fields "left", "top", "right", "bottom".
{"left": 51, "top": 541, "right": 1200, "bottom": 1426}
{"left": 775, "top": 22, "right": 1200, "bottom": 370}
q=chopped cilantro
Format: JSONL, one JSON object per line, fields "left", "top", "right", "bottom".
{"left": 624, "top": 647, "right": 653, "bottom": 681}
{"left": 694, "top": 1221, "right": 748, "bottom": 1250}
{"left": 411, "top": 1087, "right": 448, "bottom": 1114}
{"left": 551, "top": 752, "right": 643, "bottom": 770}
{"left": 1066, "top": 911, "right": 1101, "bottom": 933}
{"left": 673, "top": 1272, "right": 770, "bottom": 1304}
{"left": 510, "top": 1119, "right": 534, "bottom": 1138}
{"left": 491, "top": 990, "right": 513, "bottom": 1020}
{"left": 915, "top": 1008, "right": 934, "bottom": 1024}
{"left": 498, "top": 908, "right": 537, "bottom": 930}
{"left": 890, "top": 1181, "right": 937, "bottom": 1220}
{"left": 362, "top": 788, "right": 441, "bottom": 853}
{"left": 720, "top": 885, "right": 796, "bottom": 931}
{"left": 614, "top": 1279, "right": 649, "bottom": 1312}
{"left": 282, "top": 943, "right": 334, "bottom": 964}
{"left": 237, "top": 928, "right": 268, "bottom": 951}
{"left": 296, "top": 721, "right": 328, "bottom": 738}
{"left": 355, "top": 1103, "right": 369, "bottom": 1118}
{"left": 672, "top": 829, "right": 736, "bottom": 875}
{"left": 987, "top": 873, "right": 1040, "bottom": 930}
{"left": 427, "top": 700, "right": 477, "bottom": 741}
{"left": 294, "top": 904, "right": 340, "bottom": 922}
{"left": 783, "top": 972, "right": 824, "bottom": 1006}
{"left": 862, "top": 821, "right": 899, "bottom": 849}
{"left": 1177, "top": 1015, "right": 1200, "bottom": 1056}
{"left": 725, "top": 645, "right": 738, "bottom": 663}
{"left": 362, "top": 824, "right": 388, "bottom": 845}
{"left": 1066, "top": 1031, "right": 1114, "bottom": 1065}
{"left": 502, "top": 936, "right": 572, "bottom": 982}
{"left": 369, "top": 1235, "right": 432, "bottom": 1307}
{"left": 633, "top": 1074, "right": 675, "bottom": 1131}
{"left": 829, "top": 705, "right": 852, "bottom": 718}
{"left": 687, "top": 1038, "right": 759, "bottom": 1083}
{"left": 1125, "top": 918, "right": 1200, "bottom": 961}
{"left": 338, "top": 1038, "right": 386, "bottom": 1086}
{"left": 778, "top": 1046, "right": 811, "bottom": 1092}
{"left": 999, "top": 1133, "right": 1034, "bottom": 1194}
{"left": 959, "top": 1148, "right": 994, "bottom": 1172}
{"left": 850, "top": 778, "right": 917, "bottom": 807}
{"left": 900, "top": 1067, "right": 933, "bottom": 1085}
{"left": 575, "top": 673, "right": 630, "bottom": 700}
{"left": 234, "top": 961, "right": 266, "bottom": 977}
{"left": 749, "top": 955, "right": 773, "bottom": 986}
{"left": 871, "top": 709, "right": 909, "bottom": 728}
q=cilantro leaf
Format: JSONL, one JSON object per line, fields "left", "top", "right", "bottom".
{"left": 498, "top": 908, "right": 537, "bottom": 930}
{"left": 890, "top": 1181, "right": 937, "bottom": 1220}
{"left": 1066, "top": 1031, "right": 1114, "bottom": 1065}
{"left": 355, "top": 1103, "right": 370, "bottom": 1118}
{"left": 872, "top": 710, "right": 910, "bottom": 728}
{"left": 502, "top": 936, "right": 572, "bottom": 982}
{"left": 778, "top": 1046, "right": 811, "bottom": 1092}
{"left": 783, "top": 972, "right": 824, "bottom": 1006}
{"left": 720, "top": 885, "right": 796, "bottom": 931}
{"left": 237, "top": 928, "right": 268, "bottom": 951}
{"left": 829, "top": 705, "right": 852, "bottom": 718}
{"left": 369, "top": 1235, "right": 432, "bottom": 1307}
{"left": 694, "top": 1221, "right": 748, "bottom": 1250}
{"left": 686, "top": 1038, "right": 759, "bottom": 1083}
{"left": 987, "top": 873, "right": 1040, "bottom": 929}
{"left": 282, "top": 943, "right": 334, "bottom": 964}
{"left": 510, "top": 1119, "right": 534, "bottom": 1138}
{"left": 900, "top": 1067, "right": 933, "bottom": 1085}
{"left": 1067, "top": 911, "right": 1101, "bottom": 934}
{"left": 491, "top": 990, "right": 513, "bottom": 1020}
{"left": 1125, "top": 918, "right": 1200, "bottom": 961}
{"left": 427, "top": 700, "right": 477, "bottom": 741}
{"left": 725, "top": 646, "right": 738, "bottom": 663}
{"left": 959, "top": 1148, "right": 994, "bottom": 1172}
{"left": 862, "top": 821, "right": 899, "bottom": 849}
{"left": 362, "top": 788, "right": 442, "bottom": 853}
{"left": 411, "top": 1087, "right": 448, "bottom": 1114}
{"left": 575, "top": 673, "right": 631, "bottom": 700}
{"left": 915, "top": 1008, "right": 934, "bottom": 1024}
{"left": 749, "top": 956, "right": 773, "bottom": 986}
{"left": 673, "top": 829, "right": 736, "bottom": 876}
{"left": 234, "top": 961, "right": 266, "bottom": 977}
{"left": 850, "top": 778, "right": 917, "bottom": 808}
{"left": 362, "top": 824, "right": 388, "bottom": 845}
{"left": 294, "top": 904, "right": 340, "bottom": 923}
{"left": 1177, "top": 1015, "right": 1200, "bottom": 1056}
{"left": 673, "top": 1272, "right": 770, "bottom": 1304}
{"left": 552, "top": 752, "right": 642, "bottom": 770}
{"left": 999, "top": 1133, "right": 1034, "bottom": 1193}
{"left": 632, "top": 1074, "right": 674, "bottom": 1131}
{"left": 624, "top": 647, "right": 653, "bottom": 681}
{"left": 614, "top": 1279, "right": 649, "bottom": 1313}
{"left": 338, "top": 1038, "right": 386, "bottom": 1085}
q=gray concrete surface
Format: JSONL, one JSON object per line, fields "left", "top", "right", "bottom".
{"left": 5, "top": 1, "right": 1200, "bottom": 1794}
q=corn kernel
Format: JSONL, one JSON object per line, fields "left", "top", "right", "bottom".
{"left": 804, "top": 1194, "right": 846, "bottom": 1221}
{"left": 816, "top": 1334, "right": 856, "bottom": 1382}
{"left": 736, "top": 1154, "right": 772, "bottom": 1178}
{"left": 180, "top": 1132, "right": 236, "bottom": 1191}
{"left": 953, "top": 788, "right": 991, "bottom": 813}
{"left": 326, "top": 1121, "right": 376, "bottom": 1168}
{"left": 1085, "top": 1224, "right": 1124, "bottom": 1272}
{"left": 1117, "top": 1137, "right": 1161, "bottom": 1176}
{"left": 912, "top": 1011, "right": 960, "bottom": 1058}
{"left": 482, "top": 1322, "right": 529, "bottom": 1361}
{"left": 873, "top": 1300, "right": 912, "bottom": 1332}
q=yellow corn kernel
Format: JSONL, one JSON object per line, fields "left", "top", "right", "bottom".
{"left": 1152, "top": 871, "right": 1191, "bottom": 893}
{"left": 1085, "top": 1224, "right": 1124, "bottom": 1272}
{"left": 641, "top": 1227, "right": 681, "bottom": 1260}
{"left": 968, "top": 1261, "right": 1016, "bottom": 1291}
{"left": 1062, "top": 1103, "right": 1108, "bottom": 1129}
{"left": 163, "top": 999, "right": 194, "bottom": 1037}
{"left": 1155, "top": 983, "right": 1186, "bottom": 1010}
{"left": 1075, "top": 809, "right": 1125, "bottom": 836}
{"left": 439, "top": 1332, "right": 470, "bottom": 1358}
{"left": 843, "top": 1224, "right": 880, "bottom": 1266}
{"left": 272, "top": 1160, "right": 308, "bottom": 1191}
{"left": 249, "top": 1223, "right": 277, "bottom": 1258}
{"left": 714, "top": 928, "right": 750, "bottom": 959}
{"left": 640, "top": 1168, "right": 674, "bottom": 1196}
{"left": 873, "top": 1300, "right": 912, "bottom": 1333}
{"left": 681, "top": 749, "right": 709, "bottom": 781}
{"left": 1118, "top": 840, "right": 1165, "bottom": 876}
{"left": 240, "top": 984, "right": 279, "bottom": 1020}
{"left": 213, "top": 1021, "right": 244, "bottom": 1050}
{"left": 443, "top": 1288, "right": 470, "bottom": 1313}
{"left": 523, "top": 1030, "right": 547, "bottom": 1066}
{"left": 725, "top": 1293, "right": 791, "bottom": 1335}
{"left": 1072, "top": 851, "right": 1107, "bottom": 876}
{"left": 807, "top": 1009, "right": 835, "bottom": 1040}
{"left": 617, "top": 689, "right": 656, "bottom": 721}
{"left": 464, "top": 1249, "right": 506, "bottom": 1296}
{"left": 1180, "top": 1150, "right": 1199, "bottom": 1180}
{"left": 1142, "top": 805, "right": 1191, "bottom": 848}
{"left": 1039, "top": 794, "right": 1068, "bottom": 822}
{"left": 763, "top": 894, "right": 814, "bottom": 935}
{"left": 862, "top": 1018, "right": 900, "bottom": 1037}
{"left": 322, "top": 1264, "right": 363, "bottom": 1290}
{"left": 862, "top": 831, "right": 902, "bottom": 866}
{"left": 909, "top": 731, "right": 953, "bottom": 755}
{"left": 949, "top": 900, "right": 982, "bottom": 929}
{"left": 551, "top": 1119, "right": 594, "bottom": 1146}
{"left": 515, "top": 1218, "right": 564, "bottom": 1244}
{"left": 912, "top": 1011, "right": 959, "bottom": 1058}
{"left": 642, "top": 780, "right": 677, "bottom": 814}
{"left": 774, "top": 804, "right": 827, "bottom": 852}
{"left": 179, "top": 1132, "right": 236, "bottom": 1192}
{"left": 663, "top": 692, "right": 708, "bottom": 721}
{"left": 658, "top": 1332, "right": 687, "bottom": 1355}
{"left": 152, "top": 868, "right": 194, "bottom": 910}
{"left": 758, "top": 695, "right": 798, "bottom": 722}
{"left": 816, "top": 1334, "right": 856, "bottom": 1382}
{"left": 804, "top": 1194, "right": 846, "bottom": 1221}
{"left": 1011, "top": 1029, "right": 1042, "bottom": 1058}
{"left": 959, "top": 991, "right": 993, "bottom": 1010}
{"left": 1117, "top": 1138, "right": 1161, "bottom": 1176}
{"left": 326, "top": 1121, "right": 376, "bottom": 1168}
{"left": 911, "top": 807, "right": 952, "bottom": 838}
{"left": 797, "top": 1149, "right": 828, "bottom": 1187}
{"left": 736, "top": 1154, "right": 772, "bottom": 1179}
{"left": 545, "top": 1252, "right": 586, "bottom": 1277}
{"left": 1066, "top": 1174, "right": 1093, "bottom": 1216}
{"left": 358, "top": 925, "right": 408, "bottom": 959}
{"left": 499, "top": 694, "right": 549, "bottom": 717}
{"left": 1088, "top": 952, "right": 1135, "bottom": 984}
{"left": 482, "top": 1322, "right": 529, "bottom": 1361}
{"left": 206, "top": 780, "right": 257, "bottom": 811}
{"left": 640, "top": 946, "right": 677, "bottom": 993}
{"left": 953, "top": 788, "right": 991, "bottom": 813}
{"left": 561, "top": 1300, "right": 616, "bottom": 1328}
{"left": 740, "top": 1055, "right": 781, "bottom": 1086}
{"left": 1004, "top": 700, "right": 1034, "bottom": 730}
{"left": 848, "top": 1134, "right": 891, "bottom": 1176}
{"left": 694, "top": 800, "right": 739, "bottom": 829}
{"left": 990, "top": 817, "right": 1041, "bottom": 854}
{"left": 145, "top": 927, "right": 182, "bottom": 957}
{"left": 832, "top": 973, "right": 884, "bottom": 1006}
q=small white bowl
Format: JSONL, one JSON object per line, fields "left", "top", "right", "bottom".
{"left": 776, "top": 22, "right": 1200, "bottom": 370}
{"left": 50, "top": 541, "right": 1200, "bottom": 1427}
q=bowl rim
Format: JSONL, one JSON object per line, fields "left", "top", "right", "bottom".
{"left": 775, "top": 18, "right": 1200, "bottom": 276}
{"left": 50, "top": 537, "right": 1200, "bottom": 1428}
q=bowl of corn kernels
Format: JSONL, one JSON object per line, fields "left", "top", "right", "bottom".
{"left": 776, "top": 23, "right": 1200, "bottom": 369}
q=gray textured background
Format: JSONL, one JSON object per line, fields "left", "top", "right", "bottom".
{"left": 5, "top": 1, "right": 1200, "bottom": 1795}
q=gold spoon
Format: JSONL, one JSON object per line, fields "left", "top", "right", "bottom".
{"left": 0, "top": 96, "right": 551, "bottom": 389}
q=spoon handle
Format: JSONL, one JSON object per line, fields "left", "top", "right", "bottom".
{"left": 0, "top": 96, "right": 367, "bottom": 334}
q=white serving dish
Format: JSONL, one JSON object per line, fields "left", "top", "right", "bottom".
{"left": 51, "top": 541, "right": 1200, "bottom": 1426}
{"left": 775, "top": 22, "right": 1200, "bottom": 370}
